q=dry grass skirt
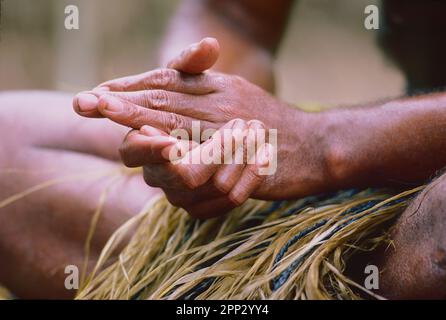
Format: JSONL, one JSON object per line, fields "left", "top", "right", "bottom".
{"left": 76, "top": 185, "right": 423, "bottom": 300}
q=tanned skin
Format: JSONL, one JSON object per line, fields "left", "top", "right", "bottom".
{"left": 1, "top": 0, "right": 446, "bottom": 298}
{"left": 0, "top": 92, "right": 158, "bottom": 298}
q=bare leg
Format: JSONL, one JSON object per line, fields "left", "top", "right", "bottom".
{"left": 0, "top": 91, "right": 160, "bottom": 299}
{"left": 379, "top": 173, "right": 446, "bottom": 299}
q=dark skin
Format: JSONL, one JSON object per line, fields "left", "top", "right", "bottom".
{"left": 76, "top": 39, "right": 446, "bottom": 217}
{"left": 1, "top": 0, "right": 446, "bottom": 298}
{"left": 0, "top": 92, "right": 158, "bottom": 299}
{"left": 378, "top": 174, "right": 446, "bottom": 299}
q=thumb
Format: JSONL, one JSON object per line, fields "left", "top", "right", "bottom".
{"left": 167, "top": 37, "right": 220, "bottom": 74}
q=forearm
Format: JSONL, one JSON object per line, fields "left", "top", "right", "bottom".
{"left": 159, "top": 0, "right": 293, "bottom": 91}
{"left": 320, "top": 92, "right": 446, "bottom": 189}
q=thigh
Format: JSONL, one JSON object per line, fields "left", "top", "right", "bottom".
{"left": 0, "top": 91, "right": 128, "bottom": 160}
{"left": 378, "top": 173, "right": 446, "bottom": 299}
{"left": 0, "top": 91, "right": 159, "bottom": 298}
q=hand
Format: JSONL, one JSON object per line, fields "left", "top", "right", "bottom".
{"left": 73, "top": 38, "right": 335, "bottom": 201}
{"left": 73, "top": 38, "right": 287, "bottom": 136}
{"left": 120, "top": 118, "right": 272, "bottom": 219}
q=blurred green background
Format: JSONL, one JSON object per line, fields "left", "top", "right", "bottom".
{"left": 0, "top": 0, "right": 404, "bottom": 106}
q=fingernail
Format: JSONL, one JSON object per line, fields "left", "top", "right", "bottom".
{"left": 200, "top": 37, "right": 219, "bottom": 50}
{"left": 140, "top": 125, "right": 161, "bottom": 137}
{"left": 151, "top": 136, "right": 178, "bottom": 146}
{"left": 95, "top": 85, "right": 110, "bottom": 92}
{"left": 76, "top": 93, "right": 98, "bottom": 112}
{"left": 257, "top": 144, "right": 272, "bottom": 166}
{"left": 161, "top": 144, "right": 175, "bottom": 161}
{"left": 100, "top": 95, "right": 123, "bottom": 113}
{"left": 189, "top": 43, "right": 199, "bottom": 53}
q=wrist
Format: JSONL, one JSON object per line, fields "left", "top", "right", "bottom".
{"left": 256, "top": 104, "right": 356, "bottom": 200}
{"left": 267, "top": 107, "right": 337, "bottom": 198}
{"left": 316, "top": 110, "right": 357, "bottom": 190}
{"left": 286, "top": 108, "right": 355, "bottom": 195}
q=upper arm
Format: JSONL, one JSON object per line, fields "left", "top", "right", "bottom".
{"left": 204, "top": 0, "right": 295, "bottom": 53}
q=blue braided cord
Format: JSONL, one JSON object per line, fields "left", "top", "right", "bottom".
{"left": 177, "top": 277, "right": 217, "bottom": 300}
{"left": 272, "top": 219, "right": 328, "bottom": 267}
{"left": 278, "top": 189, "right": 358, "bottom": 218}
{"left": 253, "top": 200, "right": 286, "bottom": 218}
{"left": 269, "top": 197, "right": 397, "bottom": 291}
{"left": 272, "top": 199, "right": 381, "bottom": 269}
{"left": 270, "top": 192, "right": 419, "bottom": 291}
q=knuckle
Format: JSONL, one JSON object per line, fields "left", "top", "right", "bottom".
{"left": 246, "top": 166, "right": 263, "bottom": 182}
{"left": 213, "top": 175, "right": 232, "bottom": 194}
{"left": 146, "top": 90, "right": 170, "bottom": 110}
{"left": 227, "top": 192, "right": 244, "bottom": 207}
{"left": 228, "top": 118, "right": 245, "bottom": 129}
{"left": 176, "top": 167, "right": 195, "bottom": 190}
{"left": 182, "top": 175, "right": 201, "bottom": 191}
{"left": 148, "top": 68, "right": 177, "bottom": 88}
{"left": 215, "top": 98, "right": 237, "bottom": 121}
{"left": 212, "top": 74, "right": 230, "bottom": 90}
{"left": 164, "top": 112, "right": 185, "bottom": 132}
{"left": 178, "top": 167, "right": 205, "bottom": 190}
{"left": 247, "top": 119, "right": 265, "bottom": 129}
{"left": 233, "top": 118, "right": 246, "bottom": 125}
{"left": 121, "top": 101, "right": 135, "bottom": 116}
{"left": 132, "top": 107, "right": 148, "bottom": 124}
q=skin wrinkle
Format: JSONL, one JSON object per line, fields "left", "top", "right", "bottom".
{"left": 378, "top": 172, "right": 446, "bottom": 299}
{"left": 77, "top": 30, "right": 446, "bottom": 298}
{"left": 2, "top": 0, "right": 446, "bottom": 299}
{"left": 406, "top": 168, "right": 446, "bottom": 220}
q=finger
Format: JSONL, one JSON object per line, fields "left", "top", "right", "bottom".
{"left": 121, "top": 125, "right": 197, "bottom": 166}
{"left": 245, "top": 119, "right": 267, "bottom": 161}
{"left": 139, "top": 124, "right": 169, "bottom": 137}
{"left": 173, "top": 119, "right": 246, "bottom": 190}
{"left": 167, "top": 37, "right": 220, "bottom": 74}
{"left": 140, "top": 125, "right": 198, "bottom": 163}
{"left": 95, "top": 68, "right": 219, "bottom": 94}
{"left": 144, "top": 119, "right": 246, "bottom": 191}
{"left": 184, "top": 196, "right": 237, "bottom": 219}
{"left": 103, "top": 90, "right": 215, "bottom": 120}
{"left": 212, "top": 120, "right": 249, "bottom": 194}
{"left": 213, "top": 120, "right": 265, "bottom": 197}
{"left": 11, "top": 91, "right": 125, "bottom": 160}
{"left": 119, "top": 130, "right": 178, "bottom": 167}
{"left": 227, "top": 143, "right": 272, "bottom": 206}
{"left": 97, "top": 94, "right": 217, "bottom": 134}
{"left": 73, "top": 92, "right": 103, "bottom": 118}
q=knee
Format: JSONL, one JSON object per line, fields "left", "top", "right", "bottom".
{"left": 402, "top": 173, "right": 446, "bottom": 250}
{"left": 380, "top": 173, "right": 446, "bottom": 299}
